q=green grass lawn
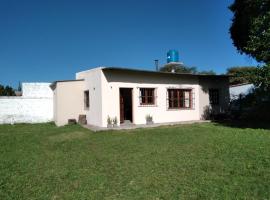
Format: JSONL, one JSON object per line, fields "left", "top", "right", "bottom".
{"left": 0, "top": 123, "right": 270, "bottom": 199}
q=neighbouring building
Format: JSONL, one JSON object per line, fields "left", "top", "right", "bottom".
{"left": 229, "top": 83, "right": 254, "bottom": 100}
{"left": 50, "top": 67, "right": 230, "bottom": 127}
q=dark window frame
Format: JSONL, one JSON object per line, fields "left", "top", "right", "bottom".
{"left": 168, "top": 89, "right": 192, "bottom": 109}
{"left": 84, "top": 90, "right": 89, "bottom": 109}
{"left": 139, "top": 88, "right": 155, "bottom": 105}
{"left": 209, "top": 89, "right": 219, "bottom": 105}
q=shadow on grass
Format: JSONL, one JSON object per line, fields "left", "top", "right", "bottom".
{"left": 213, "top": 119, "right": 270, "bottom": 130}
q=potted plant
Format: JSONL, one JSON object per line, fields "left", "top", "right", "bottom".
{"left": 112, "top": 116, "right": 118, "bottom": 127}
{"left": 107, "top": 116, "right": 113, "bottom": 128}
{"left": 145, "top": 114, "right": 153, "bottom": 125}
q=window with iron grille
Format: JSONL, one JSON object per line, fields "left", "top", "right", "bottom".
{"left": 167, "top": 89, "right": 192, "bottom": 109}
{"left": 84, "top": 90, "right": 89, "bottom": 109}
{"left": 139, "top": 88, "right": 155, "bottom": 105}
{"left": 209, "top": 89, "right": 219, "bottom": 105}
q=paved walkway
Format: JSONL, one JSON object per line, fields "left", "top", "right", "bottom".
{"left": 83, "top": 120, "right": 210, "bottom": 132}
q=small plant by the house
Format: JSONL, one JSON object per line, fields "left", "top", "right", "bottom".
{"left": 145, "top": 114, "right": 153, "bottom": 125}
{"left": 113, "top": 116, "right": 118, "bottom": 127}
{"left": 107, "top": 116, "right": 113, "bottom": 128}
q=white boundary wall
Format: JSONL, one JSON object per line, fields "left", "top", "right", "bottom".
{"left": 0, "top": 83, "right": 53, "bottom": 124}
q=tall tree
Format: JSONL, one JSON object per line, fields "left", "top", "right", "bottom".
{"left": 0, "top": 85, "right": 4, "bottom": 95}
{"left": 226, "top": 66, "right": 257, "bottom": 85}
{"left": 4, "top": 86, "right": 16, "bottom": 96}
{"left": 229, "top": 0, "right": 270, "bottom": 92}
{"left": 229, "top": 0, "right": 270, "bottom": 63}
{"left": 159, "top": 63, "right": 197, "bottom": 74}
{"left": 159, "top": 64, "right": 217, "bottom": 75}
{"left": 198, "top": 70, "right": 216, "bottom": 75}
{"left": 0, "top": 84, "right": 16, "bottom": 96}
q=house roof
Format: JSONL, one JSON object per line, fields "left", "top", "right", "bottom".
{"left": 102, "top": 67, "right": 229, "bottom": 78}
{"left": 50, "top": 79, "right": 84, "bottom": 90}
{"left": 229, "top": 82, "right": 253, "bottom": 88}
{"left": 50, "top": 66, "right": 229, "bottom": 90}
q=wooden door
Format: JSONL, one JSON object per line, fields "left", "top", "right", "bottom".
{"left": 119, "top": 88, "right": 133, "bottom": 123}
{"left": 120, "top": 92, "right": 124, "bottom": 123}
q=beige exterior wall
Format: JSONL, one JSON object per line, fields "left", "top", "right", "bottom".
{"left": 53, "top": 81, "right": 86, "bottom": 126}
{"left": 199, "top": 77, "right": 230, "bottom": 119}
{"left": 76, "top": 68, "right": 103, "bottom": 127}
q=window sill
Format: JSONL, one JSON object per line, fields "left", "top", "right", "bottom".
{"left": 138, "top": 104, "right": 158, "bottom": 107}
{"left": 167, "top": 108, "right": 195, "bottom": 111}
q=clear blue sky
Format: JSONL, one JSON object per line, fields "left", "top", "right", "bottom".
{"left": 0, "top": 0, "right": 257, "bottom": 87}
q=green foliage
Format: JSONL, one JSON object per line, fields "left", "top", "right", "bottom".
{"left": 226, "top": 66, "right": 257, "bottom": 85}
{"left": 229, "top": 0, "right": 270, "bottom": 102}
{"left": 229, "top": 65, "right": 270, "bottom": 122}
{"left": 1, "top": 123, "right": 270, "bottom": 199}
{"left": 251, "top": 64, "right": 270, "bottom": 92}
{"left": 0, "top": 84, "right": 16, "bottom": 96}
{"left": 107, "top": 115, "right": 112, "bottom": 125}
{"left": 197, "top": 70, "right": 216, "bottom": 75}
{"left": 112, "top": 116, "right": 118, "bottom": 125}
{"left": 159, "top": 63, "right": 197, "bottom": 74}
{"left": 145, "top": 114, "right": 153, "bottom": 122}
{"left": 229, "top": 0, "right": 270, "bottom": 63}
{"left": 230, "top": 87, "right": 270, "bottom": 122}
{"left": 159, "top": 64, "right": 216, "bottom": 75}
{"left": 0, "top": 85, "right": 4, "bottom": 95}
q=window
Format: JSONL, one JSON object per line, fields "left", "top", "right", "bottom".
{"left": 139, "top": 88, "right": 155, "bottom": 105}
{"left": 168, "top": 89, "right": 192, "bottom": 109}
{"left": 209, "top": 89, "right": 219, "bottom": 105}
{"left": 84, "top": 90, "right": 89, "bottom": 109}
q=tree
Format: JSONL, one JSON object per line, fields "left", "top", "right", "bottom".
{"left": 159, "top": 63, "right": 197, "bottom": 74}
{"left": 4, "top": 86, "right": 16, "bottom": 96}
{"left": 159, "top": 63, "right": 217, "bottom": 75}
{"left": 0, "top": 84, "right": 16, "bottom": 96}
{"left": 229, "top": 0, "right": 270, "bottom": 63}
{"left": 251, "top": 65, "right": 270, "bottom": 92}
{"left": 226, "top": 66, "right": 257, "bottom": 85}
{"left": 229, "top": 0, "right": 270, "bottom": 122}
{"left": 159, "top": 64, "right": 217, "bottom": 75}
{"left": 230, "top": 0, "right": 270, "bottom": 92}
{"left": 0, "top": 85, "right": 4, "bottom": 95}
{"left": 198, "top": 70, "right": 216, "bottom": 75}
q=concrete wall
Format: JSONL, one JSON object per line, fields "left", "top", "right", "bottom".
{"left": 0, "top": 83, "right": 53, "bottom": 124}
{"left": 53, "top": 80, "right": 86, "bottom": 126}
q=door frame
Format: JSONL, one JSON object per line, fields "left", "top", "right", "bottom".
{"left": 119, "top": 88, "right": 133, "bottom": 124}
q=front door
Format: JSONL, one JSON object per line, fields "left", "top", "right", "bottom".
{"left": 120, "top": 88, "right": 133, "bottom": 123}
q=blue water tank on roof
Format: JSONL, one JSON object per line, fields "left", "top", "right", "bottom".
{"left": 167, "top": 50, "right": 179, "bottom": 63}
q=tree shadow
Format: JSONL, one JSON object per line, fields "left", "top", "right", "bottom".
{"left": 202, "top": 104, "right": 270, "bottom": 130}
{"left": 213, "top": 119, "right": 270, "bottom": 130}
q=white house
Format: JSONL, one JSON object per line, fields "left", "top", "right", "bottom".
{"left": 50, "top": 67, "right": 230, "bottom": 127}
